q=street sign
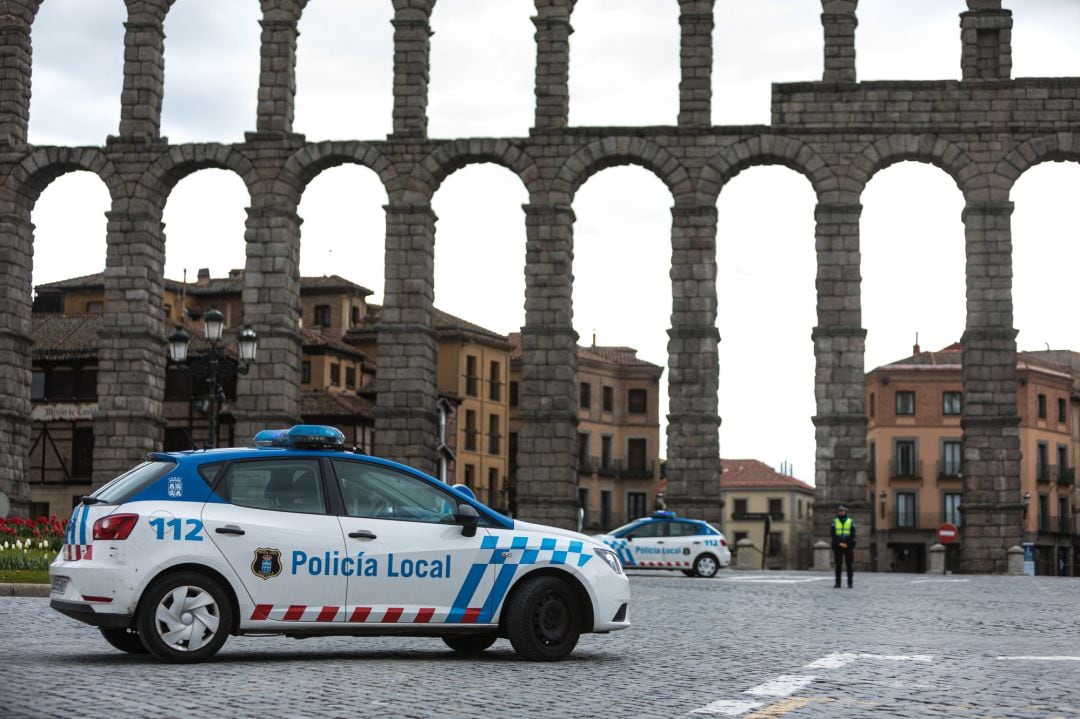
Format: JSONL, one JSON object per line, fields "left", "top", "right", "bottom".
{"left": 937, "top": 522, "right": 959, "bottom": 544}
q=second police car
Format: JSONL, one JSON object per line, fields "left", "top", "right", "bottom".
{"left": 595, "top": 510, "right": 731, "bottom": 578}
{"left": 49, "top": 425, "right": 630, "bottom": 663}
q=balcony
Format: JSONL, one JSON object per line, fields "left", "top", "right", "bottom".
{"left": 889, "top": 458, "right": 922, "bottom": 479}
{"left": 885, "top": 511, "right": 963, "bottom": 531}
{"left": 595, "top": 456, "right": 617, "bottom": 477}
{"left": 1036, "top": 464, "right": 1054, "bottom": 484}
{"left": 937, "top": 461, "right": 962, "bottom": 480}
{"left": 1059, "top": 467, "right": 1075, "bottom": 486}
{"left": 732, "top": 512, "right": 785, "bottom": 521}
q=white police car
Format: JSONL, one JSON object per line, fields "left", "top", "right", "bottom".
{"left": 49, "top": 425, "right": 630, "bottom": 663}
{"left": 595, "top": 511, "right": 731, "bottom": 578}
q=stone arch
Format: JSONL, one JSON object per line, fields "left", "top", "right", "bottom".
{"left": 699, "top": 135, "right": 836, "bottom": 204}
{"left": 401, "top": 139, "right": 541, "bottom": 204}
{"left": 280, "top": 141, "right": 396, "bottom": 208}
{"left": 553, "top": 137, "right": 689, "bottom": 205}
{"left": 994, "top": 132, "right": 1080, "bottom": 196}
{"left": 2, "top": 148, "right": 127, "bottom": 212}
{"left": 848, "top": 134, "right": 982, "bottom": 202}
{"left": 137, "top": 144, "right": 259, "bottom": 207}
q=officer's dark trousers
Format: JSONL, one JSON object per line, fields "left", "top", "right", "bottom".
{"left": 833, "top": 545, "right": 854, "bottom": 587}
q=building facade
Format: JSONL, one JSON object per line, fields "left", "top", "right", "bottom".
{"left": 718, "top": 459, "right": 815, "bottom": 570}
{"left": 867, "top": 344, "right": 1077, "bottom": 575}
{"left": 509, "top": 335, "right": 664, "bottom": 532}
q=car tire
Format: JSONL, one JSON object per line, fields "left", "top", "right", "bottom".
{"left": 137, "top": 571, "right": 232, "bottom": 663}
{"left": 442, "top": 634, "right": 497, "bottom": 654}
{"left": 693, "top": 554, "right": 720, "bottom": 578}
{"left": 99, "top": 627, "right": 148, "bottom": 654}
{"left": 506, "top": 575, "right": 580, "bottom": 662}
{"left": 680, "top": 569, "right": 696, "bottom": 577}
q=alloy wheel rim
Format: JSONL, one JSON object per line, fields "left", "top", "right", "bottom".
{"left": 698, "top": 557, "right": 717, "bottom": 576}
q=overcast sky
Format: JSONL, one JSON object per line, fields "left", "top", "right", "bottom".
{"left": 24, "top": 0, "right": 1080, "bottom": 484}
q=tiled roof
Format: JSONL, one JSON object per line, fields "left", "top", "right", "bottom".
{"left": 301, "top": 389, "right": 374, "bottom": 419}
{"left": 355, "top": 305, "right": 511, "bottom": 349}
{"left": 720, "top": 459, "right": 814, "bottom": 491}
{"left": 31, "top": 314, "right": 100, "bottom": 361}
{"left": 300, "top": 326, "right": 369, "bottom": 359}
{"left": 507, "top": 331, "right": 661, "bottom": 369}
{"left": 35, "top": 272, "right": 371, "bottom": 297}
{"left": 878, "top": 343, "right": 1075, "bottom": 377}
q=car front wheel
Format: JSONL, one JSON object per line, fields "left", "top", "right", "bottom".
{"left": 99, "top": 627, "right": 147, "bottom": 654}
{"left": 137, "top": 571, "right": 232, "bottom": 663}
{"left": 693, "top": 554, "right": 720, "bottom": 578}
{"left": 506, "top": 575, "right": 581, "bottom": 661}
{"left": 442, "top": 634, "right": 497, "bottom": 654}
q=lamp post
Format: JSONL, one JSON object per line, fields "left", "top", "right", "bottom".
{"left": 167, "top": 309, "right": 258, "bottom": 449}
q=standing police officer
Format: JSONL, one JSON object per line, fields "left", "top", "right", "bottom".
{"left": 831, "top": 505, "right": 855, "bottom": 588}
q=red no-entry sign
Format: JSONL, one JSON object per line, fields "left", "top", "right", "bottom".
{"left": 937, "top": 523, "right": 959, "bottom": 544}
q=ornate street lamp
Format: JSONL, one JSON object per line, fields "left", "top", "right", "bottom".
{"left": 166, "top": 310, "right": 258, "bottom": 449}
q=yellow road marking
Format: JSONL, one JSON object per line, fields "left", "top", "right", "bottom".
{"left": 744, "top": 697, "right": 832, "bottom": 717}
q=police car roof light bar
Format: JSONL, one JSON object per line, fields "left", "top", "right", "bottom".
{"left": 652, "top": 510, "right": 677, "bottom": 518}
{"left": 253, "top": 425, "right": 347, "bottom": 450}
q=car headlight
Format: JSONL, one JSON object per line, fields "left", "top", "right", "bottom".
{"left": 593, "top": 547, "right": 624, "bottom": 575}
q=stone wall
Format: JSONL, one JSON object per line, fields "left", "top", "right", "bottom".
{"left": 0, "top": 0, "right": 1076, "bottom": 571}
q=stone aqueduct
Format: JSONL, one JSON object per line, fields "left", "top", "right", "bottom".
{"left": 0, "top": 0, "right": 1077, "bottom": 572}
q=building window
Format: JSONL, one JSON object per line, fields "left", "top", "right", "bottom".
{"left": 351, "top": 306, "right": 360, "bottom": 327}
{"left": 509, "top": 381, "right": 518, "bottom": 407}
{"left": 896, "top": 391, "right": 915, "bottom": 415}
{"left": 797, "top": 499, "right": 803, "bottom": 519}
{"left": 345, "top": 366, "right": 356, "bottom": 389}
{"left": 1038, "top": 494, "right": 1050, "bottom": 532}
{"left": 577, "top": 432, "right": 590, "bottom": 472}
{"left": 301, "top": 361, "right": 311, "bottom": 384}
{"left": 464, "top": 464, "right": 475, "bottom": 489}
{"left": 600, "top": 435, "right": 613, "bottom": 472}
{"left": 893, "top": 440, "right": 918, "bottom": 478}
{"left": 733, "top": 498, "right": 748, "bottom": 516}
{"left": 896, "top": 492, "right": 916, "bottom": 528}
{"left": 1059, "top": 496, "right": 1069, "bottom": 534}
{"left": 943, "top": 392, "right": 961, "bottom": 415}
{"left": 627, "top": 438, "right": 648, "bottom": 475}
{"left": 941, "top": 440, "right": 962, "bottom": 478}
{"left": 487, "top": 414, "right": 500, "bottom": 455}
{"left": 488, "top": 360, "right": 501, "bottom": 401}
{"left": 1059, "top": 397, "right": 1067, "bottom": 423}
{"left": 600, "top": 490, "right": 612, "bottom": 529}
{"left": 580, "top": 382, "right": 591, "bottom": 409}
{"left": 868, "top": 441, "right": 876, "bottom": 481}
{"left": 602, "top": 386, "right": 613, "bottom": 412}
{"left": 943, "top": 493, "right": 962, "bottom": 526}
{"left": 578, "top": 487, "right": 589, "bottom": 528}
{"left": 465, "top": 355, "right": 478, "bottom": 397}
{"left": 1038, "top": 393, "right": 1047, "bottom": 419}
{"left": 31, "top": 371, "right": 45, "bottom": 401}
{"left": 464, "top": 410, "right": 478, "bottom": 452}
{"left": 314, "top": 304, "right": 331, "bottom": 326}
{"left": 71, "top": 428, "right": 94, "bottom": 479}
{"left": 1037, "top": 442, "right": 1050, "bottom": 482}
{"left": 768, "top": 532, "right": 783, "bottom": 556}
{"left": 330, "top": 363, "right": 340, "bottom": 386}
{"left": 628, "top": 388, "right": 647, "bottom": 414}
{"left": 508, "top": 432, "right": 518, "bottom": 472}
{"left": 488, "top": 468, "right": 499, "bottom": 507}
{"left": 1058, "top": 445, "right": 1069, "bottom": 482}
{"left": 768, "top": 498, "right": 783, "bottom": 518}
{"left": 627, "top": 492, "right": 647, "bottom": 521}
{"left": 869, "top": 392, "right": 875, "bottom": 418}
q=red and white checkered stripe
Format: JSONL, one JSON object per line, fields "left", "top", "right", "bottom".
{"left": 63, "top": 544, "right": 93, "bottom": 561}
{"left": 249, "top": 605, "right": 448, "bottom": 623}
{"left": 635, "top": 560, "right": 690, "bottom": 568}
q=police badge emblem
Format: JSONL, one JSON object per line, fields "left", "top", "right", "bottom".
{"left": 252, "top": 548, "right": 282, "bottom": 580}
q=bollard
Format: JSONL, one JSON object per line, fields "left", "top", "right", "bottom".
{"left": 735, "top": 538, "right": 756, "bottom": 570}
{"left": 928, "top": 543, "right": 946, "bottom": 574}
{"left": 1007, "top": 545, "right": 1026, "bottom": 575}
{"left": 813, "top": 540, "right": 831, "bottom": 572}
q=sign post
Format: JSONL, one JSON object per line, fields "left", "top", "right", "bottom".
{"left": 936, "top": 523, "right": 959, "bottom": 574}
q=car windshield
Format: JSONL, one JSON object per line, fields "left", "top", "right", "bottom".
{"left": 609, "top": 519, "right": 648, "bottom": 537}
{"left": 92, "top": 461, "right": 177, "bottom": 504}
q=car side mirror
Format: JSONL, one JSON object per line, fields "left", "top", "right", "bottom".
{"left": 456, "top": 503, "right": 480, "bottom": 538}
{"left": 625, "top": 534, "right": 634, "bottom": 541}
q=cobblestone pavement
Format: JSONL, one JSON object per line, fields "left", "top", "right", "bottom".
{"left": 2, "top": 570, "right": 1079, "bottom": 718}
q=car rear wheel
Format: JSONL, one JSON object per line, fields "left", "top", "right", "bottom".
{"left": 693, "top": 554, "right": 720, "bottom": 578}
{"left": 506, "top": 575, "right": 580, "bottom": 662}
{"left": 442, "top": 634, "right": 497, "bottom": 654}
{"left": 680, "top": 569, "right": 696, "bottom": 577}
{"left": 137, "top": 571, "right": 232, "bottom": 663}
{"left": 99, "top": 627, "right": 147, "bottom": 654}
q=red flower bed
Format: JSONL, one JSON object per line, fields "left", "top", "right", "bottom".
{"left": 0, "top": 516, "right": 67, "bottom": 550}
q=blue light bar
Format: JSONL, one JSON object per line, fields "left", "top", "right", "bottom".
{"left": 253, "top": 425, "right": 345, "bottom": 450}
{"left": 652, "top": 510, "right": 677, "bottom": 518}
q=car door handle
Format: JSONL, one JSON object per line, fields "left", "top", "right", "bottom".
{"left": 215, "top": 525, "right": 245, "bottom": 536}
{"left": 348, "top": 530, "right": 377, "bottom": 540}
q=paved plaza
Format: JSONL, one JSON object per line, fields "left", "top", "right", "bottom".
{"left": 1, "top": 570, "right": 1078, "bottom": 718}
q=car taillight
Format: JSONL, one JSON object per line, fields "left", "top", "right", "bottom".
{"left": 93, "top": 514, "right": 139, "bottom": 540}
{"left": 719, "top": 538, "right": 728, "bottom": 547}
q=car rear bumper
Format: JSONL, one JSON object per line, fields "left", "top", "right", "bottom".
{"left": 49, "top": 599, "right": 131, "bottom": 628}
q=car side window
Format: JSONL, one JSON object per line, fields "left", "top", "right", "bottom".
{"left": 627, "top": 521, "right": 662, "bottom": 538}
{"left": 220, "top": 459, "right": 326, "bottom": 515}
{"left": 332, "top": 459, "right": 461, "bottom": 525}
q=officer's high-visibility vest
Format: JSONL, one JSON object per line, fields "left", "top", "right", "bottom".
{"left": 833, "top": 517, "right": 853, "bottom": 537}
